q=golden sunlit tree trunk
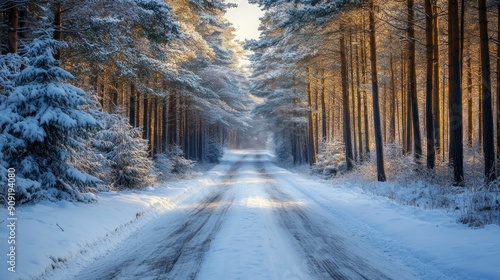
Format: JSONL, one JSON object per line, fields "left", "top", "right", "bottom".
{"left": 340, "top": 35, "right": 354, "bottom": 171}
{"left": 425, "top": 0, "right": 435, "bottom": 168}
{"left": 408, "top": 0, "right": 422, "bottom": 161}
{"left": 368, "top": 0, "right": 386, "bottom": 181}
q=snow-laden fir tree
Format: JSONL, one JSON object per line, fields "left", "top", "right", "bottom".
{"left": 93, "top": 112, "right": 154, "bottom": 190}
{"left": 0, "top": 35, "right": 99, "bottom": 203}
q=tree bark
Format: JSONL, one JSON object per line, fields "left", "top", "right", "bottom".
{"left": 448, "top": 0, "right": 464, "bottom": 185}
{"left": 389, "top": 52, "right": 396, "bottom": 144}
{"left": 368, "top": 1, "right": 386, "bottom": 181}
{"left": 433, "top": 0, "right": 441, "bottom": 156}
{"left": 361, "top": 26, "right": 371, "bottom": 158}
{"left": 321, "top": 69, "right": 327, "bottom": 140}
{"left": 53, "top": 2, "right": 63, "bottom": 60}
{"left": 142, "top": 93, "right": 149, "bottom": 142}
{"left": 340, "top": 35, "right": 354, "bottom": 171}
{"left": 162, "top": 97, "right": 167, "bottom": 152}
{"left": 307, "top": 67, "right": 317, "bottom": 166}
{"left": 129, "top": 82, "right": 136, "bottom": 127}
{"left": 349, "top": 34, "right": 358, "bottom": 162}
{"left": 425, "top": 0, "right": 435, "bottom": 168}
{"left": 408, "top": 0, "right": 422, "bottom": 161}
{"left": 7, "top": 1, "right": 18, "bottom": 54}
{"left": 497, "top": 3, "right": 500, "bottom": 174}
{"left": 356, "top": 44, "right": 364, "bottom": 161}
{"left": 467, "top": 54, "right": 473, "bottom": 146}
{"left": 478, "top": 0, "right": 496, "bottom": 182}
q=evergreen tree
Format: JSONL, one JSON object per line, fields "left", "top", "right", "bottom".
{"left": 0, "top": 35, "right": 99, "bottom": 203}
{"left": 93, "top": 112, "right": 154, "bottom": 190}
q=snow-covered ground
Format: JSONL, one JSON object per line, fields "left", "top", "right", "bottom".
{"left": 1, "top": 150, "right": 499, "bottom": 279}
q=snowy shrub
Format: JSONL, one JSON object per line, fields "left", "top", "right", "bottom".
{"left": 154, "top": 152, "right": 172, "bottom": 181}
{"left": 458, "top": 182, "right": 500, "bottom": 227}
{"left": 312, "top": 141, "right": 347, "bottom": 177}
{"left": 93, "top": 113, "right": 154, "bottom": 190}
{"left": 206, "top": 139, "right": 224, "bottom": 163}
{"left": 168, "top": 145, "right": 195, "bottom": 174}
{"left": 0, "top": 36, "right": 99, "bottom": 204}
{"left": 330, "top": 141, "right": 500, "bottom": 227}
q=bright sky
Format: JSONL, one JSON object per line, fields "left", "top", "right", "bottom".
{"left": 224, "top": 0, "right": 264, "bottom": 42}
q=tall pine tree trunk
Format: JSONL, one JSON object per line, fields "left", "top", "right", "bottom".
{"left": 467, "top": 54, "right": 474, "bottom": 146}
{"left": 162, "top": 97, "right": 167, "bottom": 151}
{"left": 389, "top": 52, "right": 396, "bottom": 144}
{"left": 408, "top": 0, "right": 422, "bottom": 161}
{"left": 129, "top": 82, "right": 136, "bottom": 127}
{"left": 361, "top": 27, "right": 371, "bottom": 158}
{"left": 142, "top": 94, "right": 148, "bottom": 141}
{"left": 497, "top": 3, "right": 500, "bottom": 174}
{"left": 425, "top": 0, "right": 435, "bottom": 168}
{"left": 307, "top": 67, "right": 317, "bottom": 166}
{"left": 478, "top": 0, "right": 496, "bottom": 182}
{"left": 368, "top": 1, "right": 386, "bottom": 181}
{"left": 53, "top": 2, "right": 62, "bottom": 60}
{"left": 433, "top": 0, "right": 441, "bottom": 157}
{"left": 349, "top": 34, "right": 358, "bottom": 162}
{"left": 448, "top": 0, "right": 464, "bottom": 185}
{"left": 340, "top": 35, "right": 354, "bottom": 171}
{"left": 321, "top": 69, "right": 327, "bottom": 140}
{"left": 7, "top": 1, "right": 18, "bottom": 54}
{"left": 356, "top": 44, "right": 364, "bottom": 161}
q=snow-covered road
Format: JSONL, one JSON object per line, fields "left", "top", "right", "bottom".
{"left": 64, "top": 152, "right": 417, "bottom": 279}
{"left": 18, "top": 150, "right": 499, "bottom": 280}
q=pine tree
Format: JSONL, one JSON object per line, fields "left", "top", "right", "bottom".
{"left": 0, "top": 35, "right": 99, "bottom": 203}
{"left": 93, "top": 112, "right": 154, "bottom": 190}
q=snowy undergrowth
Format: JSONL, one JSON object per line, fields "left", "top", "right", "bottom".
{"left": 296, "top": 143, "right": 500, "bottom": 227}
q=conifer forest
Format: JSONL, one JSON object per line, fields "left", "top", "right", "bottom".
{"left": 1, "top": 1, "right": 500, "bottom": 279}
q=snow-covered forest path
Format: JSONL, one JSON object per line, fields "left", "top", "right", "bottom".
{"left": 63, "top": 151, "right": 421, "bottom": 280}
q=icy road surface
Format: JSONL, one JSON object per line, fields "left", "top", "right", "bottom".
{"left": 58, "top": 151, "right": 429, "bottom": 280}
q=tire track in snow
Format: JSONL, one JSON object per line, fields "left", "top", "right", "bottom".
{"left": 254, "top": 155, "right": 393, "bottom": 280}
{"left": 74, "top": 155, "right": 247, "bottom": 280}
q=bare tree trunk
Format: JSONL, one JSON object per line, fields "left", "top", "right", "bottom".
{"left": 356, "top": 44, "right": 364, "bottom": 161}
{"left": 389, "top": 53, "right": 396, "bottom": 144}
{"left": 152, "top": 96, "right": 158, "bottom": 155}
{"left": 314, "top": 70, "right": 320, "bottom": 154}
{"left": 425, "top": 0, "right": 435, "bottom": 168}
{"left": 368, "top": 1, "right": 386, "bottom": 181}
{"left": 321, "top": 69, "right": 327, "bottom": 140}
{"left": 7, "top": 1, "right": 18, "bottom": 54}
{"left": 129, "top": 82, "right": 136, "bottom": 127}
{"left": 340, "top": 35, "right": 354, "bottom": 171}
{"left": 433, "top": 0, "right": 442, "bottom": 157}
{"left": 408, "top": 0, "right": 422, "bottom": 161}
{"left": 479, "top": 71, "right": 483, "bottom": 147}
{"left": 448, "top": 0, "right": 464, "bottom": 184}
{"left": 307, "top": 67, "right": 317, "bottom": 166}
{"left": 162, "top": 97, "right": 167, "bottom": 151}
{"left": 142, "top": 94, "right": 148, "bottom": 139}
{"left": 350, "top": 34, "right": 358, "bottom": 162}
{"left": 402, "top": 48, "right": 408, "bottom": 154}
{"left": 467, "top": 54, "right": 474, "bottom": 146}
{"left": 497, "top": 3, "right": 500, "bottom": 174}
{"left": 361, "top": 25, "right": 371, "bottom": 158}
{"left": 478, "top": 0, "right": 496, "bottom": 182}
{"left": 53, "top": 2, "right": 63, "bottom": 60}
